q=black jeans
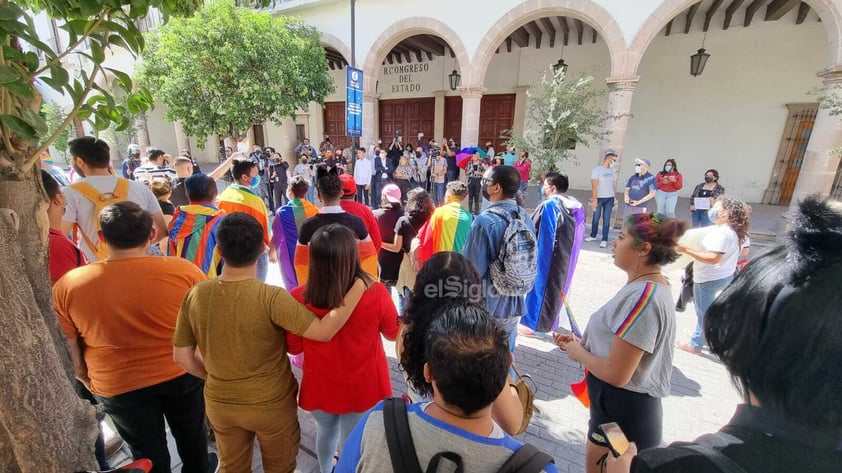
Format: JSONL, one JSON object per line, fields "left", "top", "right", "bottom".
{"left": 96, "top": 374, "right": 209, "bottom": 473}
{"left": 356, "top": 183, "right": 370, "bottom": 206}
{"left": 468, "top": 178, "right": 482, "bottom": 214}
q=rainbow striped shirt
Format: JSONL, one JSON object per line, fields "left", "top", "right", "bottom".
{"left": 168, "top": 203, "right": 226, "bottom": 277}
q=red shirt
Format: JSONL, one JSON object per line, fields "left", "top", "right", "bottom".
{"left": 514, "top": 159, "right": 531, "bottom": 183}
{"left": 49, "top": 228, "right": 86, "bottom": 283}
{"left": 340, "top": 199, "right": 383, "bottom": 251}
{"left": 287, "top": 282, "right": 399, "bottom": 414}
{"left": 655, "top": 171, "right": 683, "bottom": 193}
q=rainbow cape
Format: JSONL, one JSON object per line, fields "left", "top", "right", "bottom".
{"left": 416, "top": 201, "right": 473, "bottom": 266}
{"left": 168, "top": 203, "right": 226, "bottom": 277}
{"left": 272, "top": 198, "right": 319, "bottom": 290}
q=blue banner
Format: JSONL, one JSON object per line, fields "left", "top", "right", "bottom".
{"left": 346, "top": 67, "right": 363, "bottom": 138}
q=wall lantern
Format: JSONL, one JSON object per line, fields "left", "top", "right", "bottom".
{"left": 690, "top": 32, "right": 710, "bottom": 77}
{"left": 552, "top": 43, "right": 568, "bottom": 75}
{"left": 448, "top": 69, "right": 461, "bottom": 91}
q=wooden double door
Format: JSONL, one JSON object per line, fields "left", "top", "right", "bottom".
{"left": 441, "top": 94, "right": 516, "bottom": 149}
{"left": 323, "top": 101, "right": 353, "bottom": 150}
{"left": 379, "top": 98, "right": 435, "bottom": 144}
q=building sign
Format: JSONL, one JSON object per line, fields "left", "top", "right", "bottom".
{"left": 383, "top": 63, "right": 428, "bottom": 93}
{"left": 346, "top": 66, "right": 363, "bottom": 137}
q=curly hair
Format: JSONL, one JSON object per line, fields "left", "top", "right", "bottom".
{"left": 716, "top": 195, "right": 751, "bottom": 245}
{"left": 405, "top": 188, "right": 434, "bottom": 230}
{"left": 399, "top": 252, "right": 482, "bottom": 398}
{"left": 625, "top": 213, "right": 687, "bottom": 266}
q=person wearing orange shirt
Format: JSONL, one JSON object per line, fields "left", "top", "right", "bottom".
{"left": 53, "top": 201, "right": 214, "bottom": 473}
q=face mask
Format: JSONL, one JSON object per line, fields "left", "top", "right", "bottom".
{"left": 704, "top": 176, "right": 714, "bottom": 183}
{"left": 609, "top": 161, "right": 616, "bottom": 168}
{"left": 250, "top": 175, "right": 260, "bottom": 187}
{"left": 664, "top": 165, "right": 672, "bottom": 172}
{"left": 707, "top": 208, "right": 719, "bottom": 222}
{"left": 634, "top": 165, "right": 642, "bottom": 174}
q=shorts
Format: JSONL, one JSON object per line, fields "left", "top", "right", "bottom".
{"left": 586, "top": 373, "right": 663, "bottom": 450}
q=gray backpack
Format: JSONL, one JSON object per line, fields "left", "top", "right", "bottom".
{"left": 487, "top": 207, "right": 537, "bottom": 296}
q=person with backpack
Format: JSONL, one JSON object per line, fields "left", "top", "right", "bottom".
{"left": 553, "top": 213, "right": 685, "bottom": 473}
{"left": 62, "top": 137, "right": 168, "bottom": 262}
{"left": 336, "top": 301, "right": 557, "bottom": 473}
{"left": 463, "top": 165, "right": 538, "bottom": 352}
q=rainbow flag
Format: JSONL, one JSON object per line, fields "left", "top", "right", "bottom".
{"left": 272, "top": 198, "right": 319, "bottom": 290}
{"left": 571, "top": 370, "right": 590, "bottom": 408}
{"left": 416, "top": 201, "right": 473, "bottom": 266}
{"left": 168, "top": 204, "right": 226, "bottom": 277}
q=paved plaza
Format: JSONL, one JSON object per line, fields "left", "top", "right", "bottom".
{"left": 158, "top": 188, "right": 781, "bottom": 472}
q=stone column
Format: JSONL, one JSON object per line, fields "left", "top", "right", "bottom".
{"left": 512, "top": 86, "right": 530, "bottom": 137}
{"left": 362, "top": 93, "right": 380, "bottom": 148}
{"left": 279, "top": 118, "right": 298, "bottom": 167}
{"left": 458, "top": 86, "right": 485, "bottom": 148}
{"left": 173, "top": 120, "right": 190, "bottom": 154}
{"left": 787, "top": 67, "right": 842, "bottom": 215}
{"left": 600, "top": 76, "right": 639, "bottom": 169}
{"left": 433, "top": 90, "right": 446, "bottom": 141}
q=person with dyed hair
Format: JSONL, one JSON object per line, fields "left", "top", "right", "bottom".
{"left": 554, "top": 213, "right": 686, "bottom": 473}
{"left": 605, "top": 196, "right": 842, "bottom": 473}
{"left": 167, "top": 174, "right": 226, "bottom": 277}
{"left": 272, "top": 175, "right": 319, "bottom": 290}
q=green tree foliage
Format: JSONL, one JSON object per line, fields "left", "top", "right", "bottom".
{"left": 40, "top": 102, "right": 71, "bottom": 161}
{"left": 506, "top": 70, "right": 609, "bottom": 182}
{"left": 138, "top": 0, "right": 334, "bottom": 143}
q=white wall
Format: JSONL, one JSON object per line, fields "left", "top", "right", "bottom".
{"left": 624, "top": 16, "right": 826, "bottom": 202}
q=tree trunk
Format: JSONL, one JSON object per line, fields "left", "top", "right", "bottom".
{"left": 0, "top": 157, "right": 97, "bottom": 472}
{"left": 134, "top": 113, "right": 151, "bottom": 150}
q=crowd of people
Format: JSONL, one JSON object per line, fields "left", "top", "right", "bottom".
{"left": 43, "top": 135, "right": 840, "bottom": 473}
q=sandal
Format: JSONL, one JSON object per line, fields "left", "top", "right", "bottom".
{"left": 676, "top": 341, "right": 702, "bottom": 355}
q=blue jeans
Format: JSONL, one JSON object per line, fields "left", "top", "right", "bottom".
{"left": 307, "top": 183, "right": 316, "bottom": 205}
{"left": 256, "top": 251, "right": 268, "bottom": 282}
{"left": 519, "top": 182, "right": 528, "bottom": 195}
{"left": 499, "top": 317, "right": 520, "bottom": 353}
{"left": 433, "top": 182, "right": 445, "bottom": 206}
{"left": 655, "top": 190, "right": 678, "bottom": 218}
{"left": 590, "top": 197, "right": 615, "bottom": 242}
{"left": 96, "top": 374, "right": 209, "bottom": 473}
{"left": 310, "top": 410, "right": 364, "bottom": 473}
{"left": 446, "top": 170, "right": 458, "bottom": 184}
{"left": 691, "top": 276, "right": 732, "bottom": 350}
{"left": 692, "top": 210, "right": 711, "bottom": 228}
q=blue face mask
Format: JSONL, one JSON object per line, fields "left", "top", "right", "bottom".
{"left": 664, "top": 165, "right": 672, "bottom": 172}
{"left": 250, "top": 175, "right": 260, "bottom": 188}
{"left": 707, "top": 208, "right": 719, "bottom": 223}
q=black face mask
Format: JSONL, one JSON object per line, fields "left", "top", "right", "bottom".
{"left": 704, "top": 176, "right": 714, "bottom": 183}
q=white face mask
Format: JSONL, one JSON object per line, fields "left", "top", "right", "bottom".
{"left": 634, "top": 165, "right": 642, "bottom": 174}
{"left": 609, "top": 161, "right": 616, "bottom": 168}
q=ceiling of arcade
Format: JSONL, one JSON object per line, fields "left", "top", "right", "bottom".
{"left": 322, "top": 0, "right": 824, "bottom": 71}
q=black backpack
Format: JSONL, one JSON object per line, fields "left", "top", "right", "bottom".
{"left": 383, "top": 397, "right": 554, "bottom": 473}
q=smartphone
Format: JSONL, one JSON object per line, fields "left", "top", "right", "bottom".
{"left": 599, "top": 422, "right": 629, "bottom": 457}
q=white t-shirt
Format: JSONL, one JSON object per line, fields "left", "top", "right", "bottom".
{"left": 694, "top": 224, "right": 740, "bottom": 283}
{"left": 591, "top": 165, "right": 616, "bottom": 198}
{"left": 353, "top": 158, "right": 373, "bottom": 185}
{"left": 63, "top": 175, "right": 163, "bottom": 261}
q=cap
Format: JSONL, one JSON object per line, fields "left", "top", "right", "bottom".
{"left": 339, "top": 174, "right": 356, "bottom": 197}
{"left": 604, "top": 149, "right": 617, "bottom": 158}
{"left": 381, "top": 184, "right": 402, "bottom": 204}
{"left": 635, "top": 158, "right": 651, "bottom": 167}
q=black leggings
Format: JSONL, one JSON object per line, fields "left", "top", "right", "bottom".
{"left": 586, "top": 373, "right": 663, "bottom": 450}
{"left": 468, "top": 178, "right": 482, "bottom": 214}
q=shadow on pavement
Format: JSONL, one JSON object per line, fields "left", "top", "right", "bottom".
{"left": 670, "top": 366, "right": 702, "bottom": 397}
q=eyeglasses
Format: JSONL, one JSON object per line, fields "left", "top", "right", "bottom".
{"left": 481, "top": 178, "right": 496, "bottom": 187}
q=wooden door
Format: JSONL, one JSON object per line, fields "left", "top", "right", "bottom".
{"left": 762, "top": 104, "right": 817, "bottom": 205}
{"left": 479, "top": 94, "right": 515, "bottom": 151}
{"left": 323, "top": 102, "right": 352, "bottom": 150}
{"left": 379, "top": 98, "right": 434, "bottom": 145}
{"left": 444, "top": 96, "right": 462, "bottom": 144}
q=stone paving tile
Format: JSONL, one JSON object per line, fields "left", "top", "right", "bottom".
{"left": 168, "top": 222, "right": 747, "bottom": 472}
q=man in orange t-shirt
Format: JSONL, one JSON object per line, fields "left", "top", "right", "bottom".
{"left": 53, "top": 201, "right": 213, "bottom": 473}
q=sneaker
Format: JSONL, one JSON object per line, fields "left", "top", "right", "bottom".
{"left": 584, "top": 236, "right": 598, "bottom": 242}
{"left": 599, "top": 241, "right": 607, "bottom": 248}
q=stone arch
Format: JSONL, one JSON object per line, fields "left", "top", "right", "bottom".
{"left": 361, "top": 17, "right": 471, "bottom": 96}
{"left": 628, "top": 0, "right": 842, "bottom": 76}
{"left": 470, "top": 0, "right": 629, "bottom": 87}
{"left": 320, "top": 32, "right": 352, "bottom": 64}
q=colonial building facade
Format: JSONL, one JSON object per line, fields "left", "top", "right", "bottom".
{"left": 141, "top": 0, "right": 842, "bottom": 210}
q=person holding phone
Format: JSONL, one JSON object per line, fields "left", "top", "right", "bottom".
{"left": 604, "top": 196, "right": 841, "bottom": 473}
{"left": 554, "top": 213, "right": 685, "bottom": 473}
